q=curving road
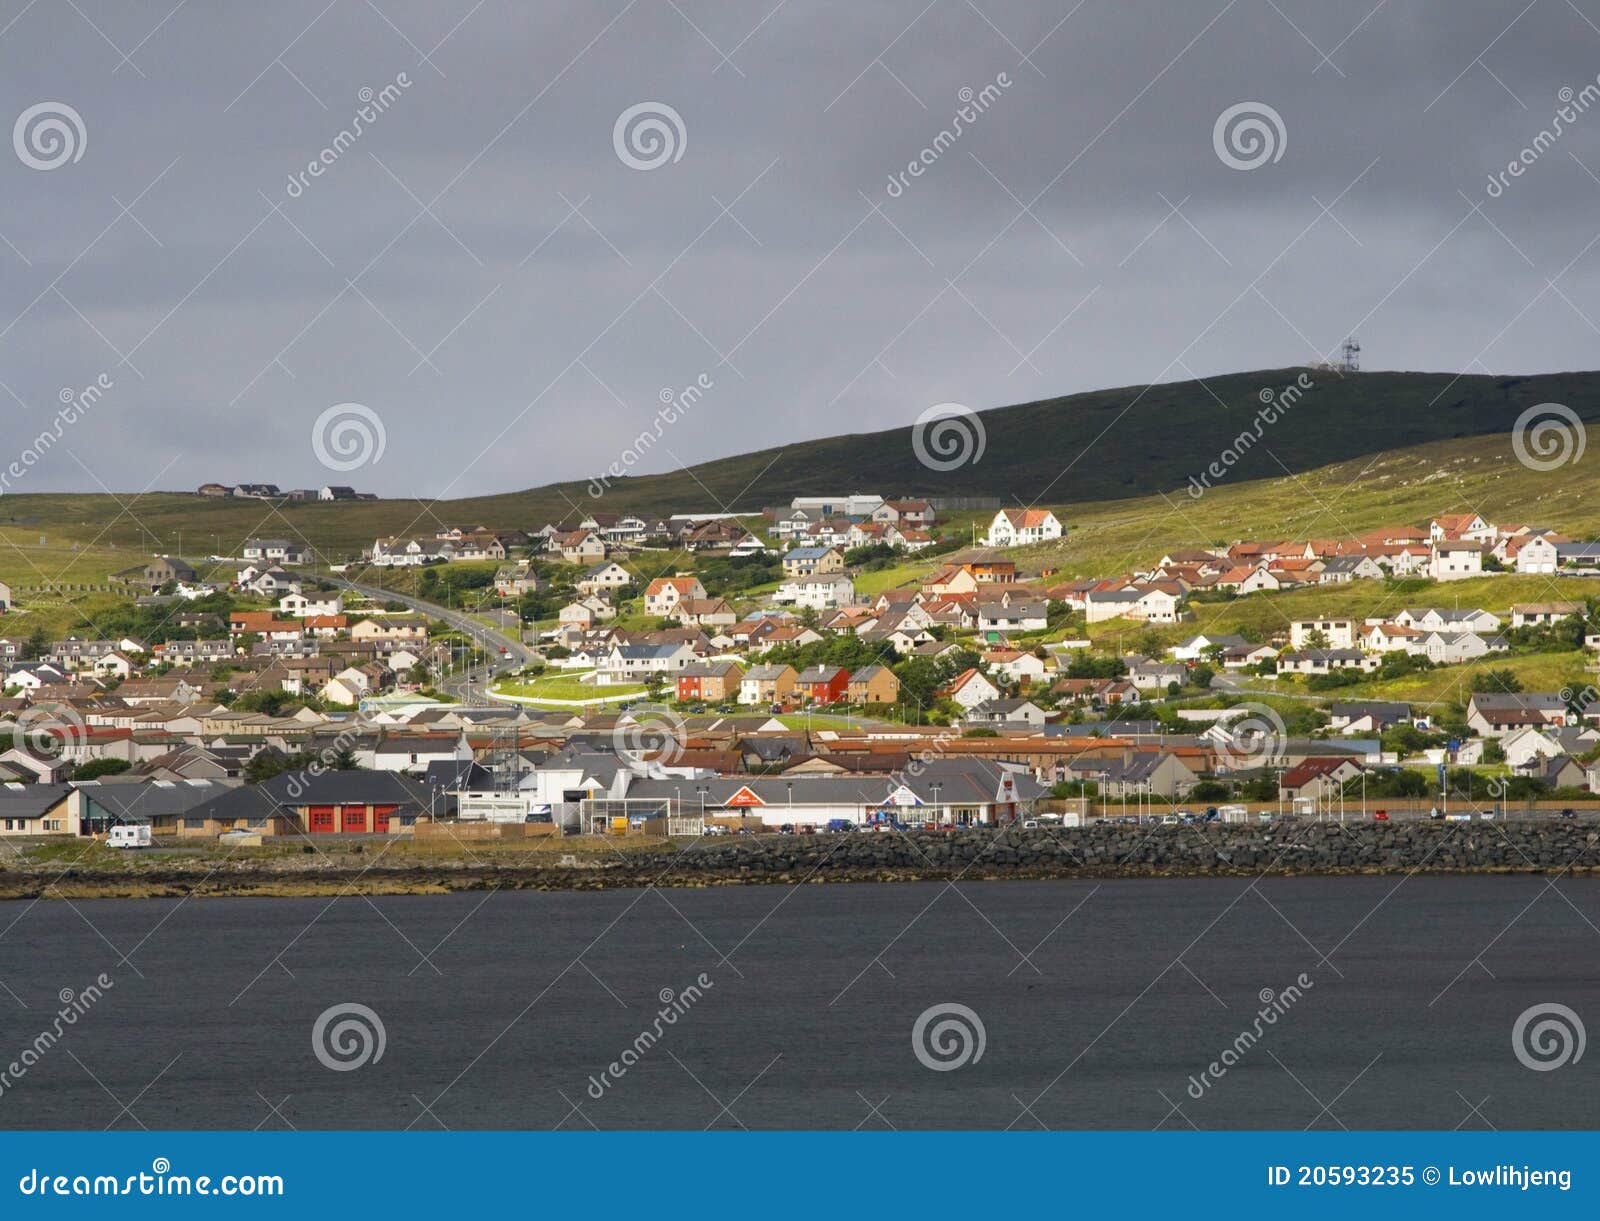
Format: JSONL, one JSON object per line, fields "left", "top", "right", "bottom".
{"left": 330, "top": 577, "right": 535, "bottom": 706}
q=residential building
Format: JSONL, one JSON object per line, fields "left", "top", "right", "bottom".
{"left": 1429, "top": 540, "right": 1484, "bottom": 581}
{"left": 795, "top": 665, "right": 850, "bottom": 705}
{"left": 983, "top": 508, "right": 1063, "bottom": 547}
{"left": 1290, "top": 619, "right": 1356, "bottom": 649}
{"left": 848, "top": 664, "right": 901, "bottom": 705}
{"left": 677, "top": 661, "right": 744, "bottom": 704}
{"left": 643, "top": 576, "right": 706, "bottom": 617}
{"left": 781, "top": 546, "right": 845, "bottom": 577}
{"left": 773, "top": 574, "right": 855, "bottom": 610}
{"left": 739, "top": 664, "right": 798, "bottom": 707}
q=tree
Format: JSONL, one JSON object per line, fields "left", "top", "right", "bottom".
{"left": 72, "top": 758, "right": 131, "bottom": 781}
{"left": 1469, "top": 668, "right": 1523, "bottom": 695}
{"left": 1190, "top": 664, "right": 1215, "bottom": 690}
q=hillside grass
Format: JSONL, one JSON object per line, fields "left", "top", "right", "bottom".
{"left": 492, "top": 670, "right": 645, "bottom": 703}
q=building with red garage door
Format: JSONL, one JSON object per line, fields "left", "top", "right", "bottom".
{"left": 259, "top": 771, "right": 435, "bottom": 835}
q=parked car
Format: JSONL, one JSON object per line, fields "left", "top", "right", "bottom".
{"left": 702, "top": 825, "right": 729, "bottom": 836}
{"left": 825, "top": 818, "right": 855, "bottom": 834}
{"left": 1373, "top": 810, "right": 1389, "bottom": 821}
{"left": 1022, "top": 818, "right": 1041, "bottom": 829}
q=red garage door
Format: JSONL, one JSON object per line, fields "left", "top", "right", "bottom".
{"left": 308, "top": 805, "right": 336, "bottom": 834}
{"left": 372, "top": 805, "right": 397, "bottom": 834}
{"left": 341, "top": 805, "right": 367, "bottom": 833}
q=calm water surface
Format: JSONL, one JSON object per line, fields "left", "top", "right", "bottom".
{"left": 0, "top": 877, "right": 1596, "bottom": 1129}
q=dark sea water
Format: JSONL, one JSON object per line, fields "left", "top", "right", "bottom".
{"left": 0, "top": 877, "right": 1597, "bottom": 1130}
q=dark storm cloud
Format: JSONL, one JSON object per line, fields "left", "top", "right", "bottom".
{"left": 3, "top": 0, "right": 1600, "bottom": 497}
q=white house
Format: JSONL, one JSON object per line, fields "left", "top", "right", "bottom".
{"left": 773, "top": 574, "right": 855, "bottom": 610}
{"left": 597, "top": 642, "right": 697, "bottom": 685}
{"left": 577, "top": 562, "right": 632, "bottom": 595}
{"left": 643, "top": 576, "right": 705, "bottom": 617}
{"left": 941, "top": 668, "right": 1001, "bottom": 710}
{"left": 1290, "top": 619, "right": 1357, "bottom": 649}
{"left": 1514, "top": 534, "right": 1561, "bottom": 574}
{"left": 983, "top": 508, "right": 1063, "bottom": 547}
{"left": 278, "top": 592, "right": 344, "bottom": 618}
{"left": 1429, "top": 541, "right": 1484, "bottom": 581}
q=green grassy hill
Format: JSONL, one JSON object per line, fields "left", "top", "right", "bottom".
{"left": 5, "top": 366, "right": 1600, "bottom": 592}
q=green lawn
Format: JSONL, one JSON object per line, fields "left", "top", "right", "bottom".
{"left": 1289, "top": 651, "right": 1596, "bottom": 707}
{"left": 492, "top": 669, "right": 645, "bottom": 703}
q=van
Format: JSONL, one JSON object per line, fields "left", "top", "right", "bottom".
{"left": 825, "top": 818, "right": 855, "bottom": 834}
{"left": 1218, "top": 804, "right": 1250, "bottom": 824}
{"left": 107, "top": 825, "right": 152, "bottom": 849}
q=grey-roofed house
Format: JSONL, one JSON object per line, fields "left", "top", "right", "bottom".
{"left": 73, "top": 777, "right": 242, "bottom": 835}
{"left": 623, "top": 757, "right": 1041, "bottom": 828}
{"left": 0, "top": 783, "right": 75, "bottom": 836}
{"left": 965, "top": 698, "right": 1048, "bottom": 728}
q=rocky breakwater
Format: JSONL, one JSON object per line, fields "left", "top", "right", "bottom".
{"left": 651, "top": 819, "right": 1600, "bottom": 884}
{"left": 8, "top": 821, "right": 1600, "bottom": 899}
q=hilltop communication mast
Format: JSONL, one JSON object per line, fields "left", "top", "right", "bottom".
{"left": 1338, "top": 338, "right": 1361, "bottom": 373}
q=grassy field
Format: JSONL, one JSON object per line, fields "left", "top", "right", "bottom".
{"left": 9, "top": 383, "right": 1600, "bottom": 651}
{"left": 491, "top": 669, "right": 645, "bottom": 703}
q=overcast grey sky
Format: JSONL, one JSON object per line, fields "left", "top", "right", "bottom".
{"left": 3, "top": 0, "right": 1598, "bottom": 497}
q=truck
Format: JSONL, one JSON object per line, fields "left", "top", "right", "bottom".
{"left": 1217, "top": 804, "right": 1251, "bottom": 825}
{"left": 106, "top": 825, "right": 152, "bottom": 849}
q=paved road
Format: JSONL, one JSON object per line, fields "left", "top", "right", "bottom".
{"left": 330, "top": 577, "right": 534, "bottom": 706}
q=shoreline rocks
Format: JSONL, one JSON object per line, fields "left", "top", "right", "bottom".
{"left": 3, "top": 822, "right": 1598, "bottom": 899}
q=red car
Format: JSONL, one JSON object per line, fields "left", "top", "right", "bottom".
{"left": 1373, "top": 809, "right": 1389, "bottom": 821}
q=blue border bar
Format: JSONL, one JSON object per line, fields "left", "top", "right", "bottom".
{"left": 0, "top": 1133, "right": 1593, "bottom": 1216}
